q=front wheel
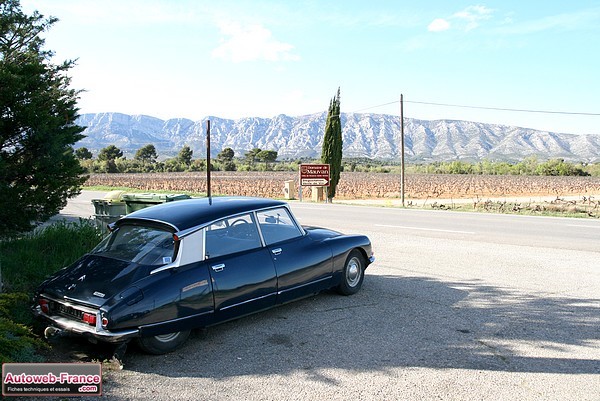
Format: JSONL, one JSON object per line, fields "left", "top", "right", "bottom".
{"left": 337, "top": 250, "right": 365, "bottom": 295}
{"left": 137, "top": 330, "right": 191, "bottom": 355}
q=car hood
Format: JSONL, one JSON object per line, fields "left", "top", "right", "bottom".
{"left": 39, "top": 254, "right": 149, "bottom": 307}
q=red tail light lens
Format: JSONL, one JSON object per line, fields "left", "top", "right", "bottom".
{"left": 38, "top": 299, "right": 49, "bottom": 314}
{"left": 82, "top": 313, "right": 96, "bottom": 325}
{"left": 101, "top": 316, "right": 109, "bottom": 328}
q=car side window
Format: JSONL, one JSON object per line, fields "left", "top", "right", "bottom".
{"left": 257, "top": 207, "right": 302, "bottom": 245}
{"left": 204, "top": 213, "right": 261, "bottom": 259}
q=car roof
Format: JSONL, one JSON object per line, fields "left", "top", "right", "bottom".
{"left": 117, "top": 196, "right": 287, "bottom": 232}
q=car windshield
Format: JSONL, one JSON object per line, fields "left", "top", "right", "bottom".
{"left": 91, "top": 225, "right": 175, "bottom": 266}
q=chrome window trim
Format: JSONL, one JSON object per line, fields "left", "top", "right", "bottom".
{"left": 150, "top": 261, "right": 180, "bottom": 275}
{"left": 197, "top": 205, "right": 304, "bottom": 261}
{"left": 177, "top": 209, "right": 264, "bottom": 241}
{"left": 175, "top": 204, "right": 305, "bottom": 240}
{"left": 252, "top": 210, "right": 266, "bottom": 247}
{"left": 145, "top": 204, "right": 305, "bottom": 262}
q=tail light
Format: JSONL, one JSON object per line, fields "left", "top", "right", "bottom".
{"left": 101, "top": 313, "right": 109, "bottom": 328}
{"left": 82, "top": 313, "right": 96, "bottom": 325}
{"left": 38, "top": 299, "right": 49, "bottom": 314}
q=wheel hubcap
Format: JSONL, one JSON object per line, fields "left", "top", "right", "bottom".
{"left": 346, "top": 257, "right": 361, "bottom": 287}
{"left": 154, "top": 332, "right": 180, "bottom": 343}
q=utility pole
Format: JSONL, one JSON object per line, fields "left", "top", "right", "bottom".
{"left": 206, "top": 119, "right": 211, "bottom": 199}
{"left": 400, "top": 94, "right": 405, "bottom": 207}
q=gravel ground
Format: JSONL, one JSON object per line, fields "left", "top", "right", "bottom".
{"left": 30, "top": 194, "right": 600, "bottom": 400}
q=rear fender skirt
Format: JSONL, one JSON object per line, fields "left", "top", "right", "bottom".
{"left": 138, "top": 310, "right": 214, "bottom": 337}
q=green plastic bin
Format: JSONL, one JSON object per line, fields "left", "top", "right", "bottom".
{"left": 92, "top": 190, "right": 127, "bottom": 231}
{"left": 121, "top": 193, "right": 191, "bottom": 214}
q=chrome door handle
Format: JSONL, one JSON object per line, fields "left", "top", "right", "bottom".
{"left": 211, "top": 263, "right": 225, "bottom": 272}
{"left": 271, "top": 248, "right": 282, "bottom": 256}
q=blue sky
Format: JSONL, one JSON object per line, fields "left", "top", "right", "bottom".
{"left": 21, "top": 0, "right": 600, "bottom": 136}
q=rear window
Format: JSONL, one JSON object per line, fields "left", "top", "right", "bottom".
{"left": 91, "top": 225, "right": 175, "bottom": 266}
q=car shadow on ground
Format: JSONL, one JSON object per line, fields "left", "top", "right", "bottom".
{"left": 87, "top": 273, "right": 599, "bottom": 378}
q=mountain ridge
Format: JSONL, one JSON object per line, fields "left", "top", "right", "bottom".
{"left": 75, "top": 112, "right": 600, "bottom": 162}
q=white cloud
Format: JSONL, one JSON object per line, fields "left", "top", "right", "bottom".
{"left": 211, "top": 21, "right": 300, "bottom": 63}
{"left": 428, "top": 18, "right": 451, "bottom": 32}
{"left": 428, "top": 4, "right": 494, "bottom": 32}
{"left": 453, "top": 5, "right": 494, "bottom": 31}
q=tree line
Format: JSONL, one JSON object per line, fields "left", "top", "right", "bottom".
{"left": 75, "top": 144, "right": 598, "bottom": 177}
{"left": 409, "top": 158, "right": 593, "bottom": 176}
{"left": 75, "top": 144, "right": 283, "bottom": 173}
{"left": 341, "top": 157, "right": 599, "bottom": 176}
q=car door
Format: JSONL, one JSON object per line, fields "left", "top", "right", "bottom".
{"left": 204, "top": 213, "right": 277, "bottom": 322}
{"left": 256, "top": 207, "right": 333, "bottom": 304}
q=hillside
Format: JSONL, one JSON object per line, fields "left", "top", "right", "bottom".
{"left": 75, "top": 112, "right": 600, "bottom": 162}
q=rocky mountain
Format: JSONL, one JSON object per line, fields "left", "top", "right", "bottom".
{"left": 75, "top": 112, "right": 600, "bottom": 162}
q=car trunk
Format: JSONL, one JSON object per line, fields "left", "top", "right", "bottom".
{"left": 40, "top": 254, "right": 150, "bottom": 307}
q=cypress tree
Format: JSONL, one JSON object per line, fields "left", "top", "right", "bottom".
{"left": 321, "top": 88, "right": 342, "bottom": 201}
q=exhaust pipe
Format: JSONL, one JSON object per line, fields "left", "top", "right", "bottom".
{"left": 44, "top": 326, "right": 64, "bottom": 339}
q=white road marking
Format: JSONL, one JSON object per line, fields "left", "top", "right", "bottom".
{"left": 374, "top": 224, "right": 476, "bottom": 234}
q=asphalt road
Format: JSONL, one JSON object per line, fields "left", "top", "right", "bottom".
{"left": 48, "top": 191, "right": 599, "bottom": 400}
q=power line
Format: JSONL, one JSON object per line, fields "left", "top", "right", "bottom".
{"left": 404, "top": 100, "right": 600, "bottom": 116}
{"left": 349, "top": 99, "right": 600, "bottom": 117}
{"left": 351, "top": 101, "right": 399, "bottom": 113}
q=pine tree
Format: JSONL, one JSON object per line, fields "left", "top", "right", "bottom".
{"left": 0, "top": 0, "right": 86, "bottom": 236}
{"left": 134, "top": 144, "right": 158, "bottom": 163}
{"left": 256, "top": 150, "right": 277, "bottom": 170}
{"left": 321, "top": 87, "right": 342, "bottom": 201}
{"left": 97, "top": 145, "right": 123, "bottom": 161}
{"left": 177, "top": 145, "right": 193, "bottom": 165}
{"left": 75, "top": 147, "right": 93, "bottom": 160}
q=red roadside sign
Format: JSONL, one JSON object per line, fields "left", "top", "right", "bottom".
{"left": 300, "top": 164, "right": 330, "bottom": 186}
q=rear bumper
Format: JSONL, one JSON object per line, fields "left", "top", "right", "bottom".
{"left": 33, "top": 306, "right": 139, "bottom": 344}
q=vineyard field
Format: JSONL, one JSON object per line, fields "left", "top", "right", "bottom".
{"left": 86, "top": 172, "right": 600, "bottom": 201}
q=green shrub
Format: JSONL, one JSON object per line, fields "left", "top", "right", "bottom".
{"left": 0, "top": 292, "right": 32, "bottom": 325}
{"left": 0, "top": 293, "right": 48, "bottom": 363}
{"left": 0, "top": 220, "right": 103, "bottom": 363}
{"left": 0, "top": 219, "right": 103, "bottom": 293}
{"left": 0, "top": 316, "right": 48, "bottom": 363}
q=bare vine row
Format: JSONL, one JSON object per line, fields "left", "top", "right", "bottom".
{"left": 86, "top": 172, "right": 600, "bottom": 200}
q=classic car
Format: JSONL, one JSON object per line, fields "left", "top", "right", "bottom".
{"left": 33, "top": 197, "right": 374, "bottom": 354}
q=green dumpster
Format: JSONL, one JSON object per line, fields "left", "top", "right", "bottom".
{"left": 91, "top": 190, "right": 127, "bottom": 231}
{"left": 121, "top": 193, "right": 191, "bottom": 214}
